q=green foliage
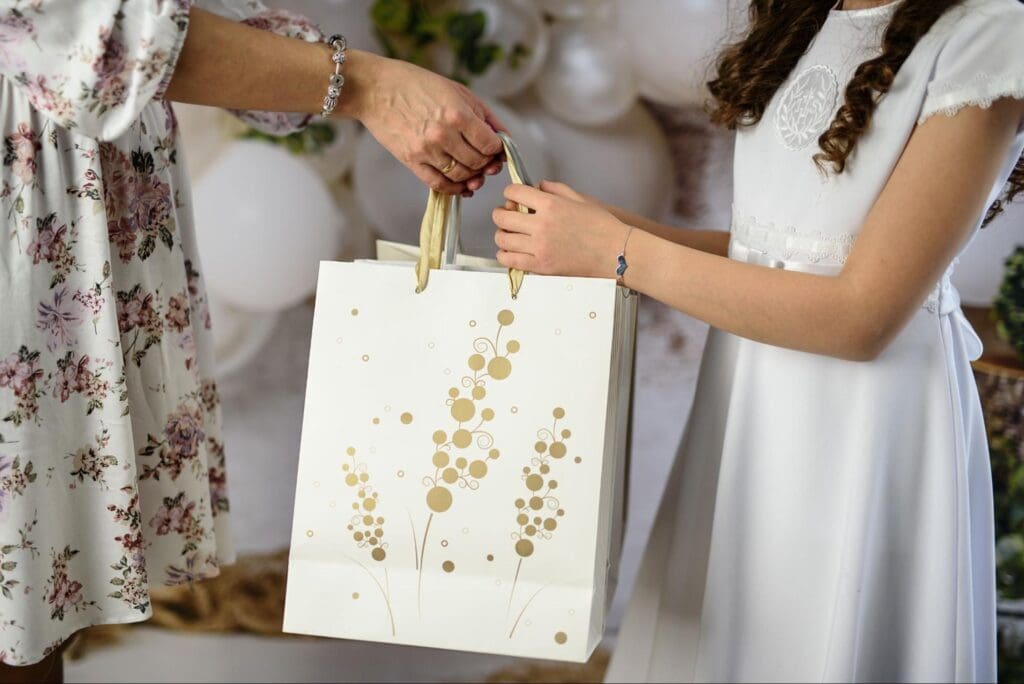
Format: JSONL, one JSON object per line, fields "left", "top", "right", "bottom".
{"left": 238, "top": 121, "right": 336, "bottom": 156}
{"left": 995, "top": 246, "right": 1024, "bottom": 363}
{"left": 371, "top": 0, "right": 523, "bottom": 83}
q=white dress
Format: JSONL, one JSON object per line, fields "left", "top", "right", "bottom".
{"left": 606, "top": 1, "right": 1024, "bottom": 682}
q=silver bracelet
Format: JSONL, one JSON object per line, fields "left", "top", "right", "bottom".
{"left": 320, "top": 33, "right": 347, "bottom": 118}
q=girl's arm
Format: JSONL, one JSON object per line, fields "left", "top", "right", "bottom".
{"left": 493, "top": 98, "right": 1024, "bottom": 361}
{"left": 166, "top": 7, "right": 504, "bottom": 194}
{"left": 578, "top": 193, "right": 731, "bottom": 256}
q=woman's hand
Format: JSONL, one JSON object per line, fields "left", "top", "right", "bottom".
{"left": 341, "top": 51, "right": 505, "bottom": 196}
{"left": 164, "top": 9, "right": 504, "bottom": 196}
{"left": 492, "top": 181, "right": 630, "bottom": 277}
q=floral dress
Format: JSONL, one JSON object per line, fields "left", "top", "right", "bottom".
{"left": 0, "top": 0, "right": 321, "bottom": 665}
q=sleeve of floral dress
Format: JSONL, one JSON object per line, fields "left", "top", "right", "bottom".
{"left": 0, "top": 0, "right": 192, "bottom": 141}
{"left": 196, "top": 0, "right": 325, "bottom": 136}
{"left": 918, "top": 1, "right": 1024, "bottom": 125}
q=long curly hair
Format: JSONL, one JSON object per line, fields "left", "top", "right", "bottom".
{"left": 707, "top": 0, "right": 1023, "bottom": 225}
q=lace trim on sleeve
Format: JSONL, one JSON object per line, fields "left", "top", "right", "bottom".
{"left": 919, "top": 72, "right": 1024, "bottom": 124}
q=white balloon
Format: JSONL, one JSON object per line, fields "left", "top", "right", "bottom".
{"left": 304, "top": 117, "right": 360, "bottom": 185}
{"left": 459, "top": 0, "right": 549, "bottom": 98}
{"left": 534, "top": 0, "right": 611, "bottom": 20}
{"left": 194, "top": 141, "right": 344, "bottom": 313}
{"left": 535, "top": 19, "right": 638, "bottom": 127}
{"left": 207, "top": 295, "right": 280, "bottom": 378}
{"left": 353, "top": 99, "right": 551, "bottom": 256}
{"left": 514, "top": 96, "right": 675, "bottom": 221}
{"left": 273, "top": 0, "right": 383, "bottom": 53}
{"left": 614, "top": 0, "right": 739, "bottom": 108}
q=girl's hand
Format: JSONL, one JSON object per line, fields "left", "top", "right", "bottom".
{"left": 492, "top": 181, "right": 630, "bottom": 277}
{"left": 341, "top": 51, "right": 506, "bottom": 196}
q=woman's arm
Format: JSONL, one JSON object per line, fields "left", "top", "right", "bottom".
{"left": 493, "top": 98, "right": 1024, "bottom": 361}
{"left": 166, "top": 7, "right": 503, "bottom": 194}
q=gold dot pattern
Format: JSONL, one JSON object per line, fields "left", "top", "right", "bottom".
{"left": 487, "top": 554, "right": 494, "bottom": 561}
{"left": 342, "top": 446, "right": 388, "bottom": 562}
{"left": 352, "top": 592, "right": 360, "bottom": 600}
{"left": 306, "top": 530, "right": 314, "bottom": 538}
{"left": 442, "top": 560, "right": 455, "bottom": 573}
{"left": 422, "top": 310, "right": 519, "bottom": 514}
{"left": 512, "top": 408, "right": 576, "bottom": 558}
{"left": 361, "top": 354, "right": 370, "bottom": 362}
{"left": 372, "top": 417, "right": 380, "bottom": 425}
{"left": 351, "top": 308, "right": 359, "bottom": 316}
{"left": 589, "top": 311, "right": 597, "bottom": 319}
{"left": 400, "top": 412, "right": 413, "bottom": 424}
{"left": 555, "top": 631, "right": 567, "bottom": 645}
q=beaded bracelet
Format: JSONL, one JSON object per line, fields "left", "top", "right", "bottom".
{"left": 320, "top": 33, "right": 348, "bottom": 118}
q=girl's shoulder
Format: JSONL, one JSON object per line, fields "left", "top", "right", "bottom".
{"left": 916, "top": 0, "right": 1024, "bottom": 124}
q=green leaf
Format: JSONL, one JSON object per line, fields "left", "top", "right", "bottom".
{"left": 372, "top": 0, "right": 413, "bottom": 32}
{"left": 446, "top": 11, "right": 486, "bottom": 43}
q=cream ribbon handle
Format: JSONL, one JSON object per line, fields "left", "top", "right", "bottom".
{"left": 414, "top": 133, "right": 529, "bottom": 298}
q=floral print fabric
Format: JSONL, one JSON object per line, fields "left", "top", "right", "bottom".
{"left": 0, "top": 0, "right": 321, "bottom": 665}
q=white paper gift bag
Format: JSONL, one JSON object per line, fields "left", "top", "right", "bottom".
{"left": 284, "top": 134, "right": 636, "bottom": 662}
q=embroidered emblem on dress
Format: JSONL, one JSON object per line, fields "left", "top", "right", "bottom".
{"left": 775, "top": 64, "right": 840, "bottom": 150}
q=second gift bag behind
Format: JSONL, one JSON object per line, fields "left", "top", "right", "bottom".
{"left": 284, "top": 135, "right": 637, "bottom": 662}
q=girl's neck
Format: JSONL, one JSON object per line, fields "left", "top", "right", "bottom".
{"left": 837, "top": 0, "right": 899, "bottom": 10}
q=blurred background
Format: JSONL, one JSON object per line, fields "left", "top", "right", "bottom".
{"left": 63, "top": 0, "right": 1024, "bottom": 681}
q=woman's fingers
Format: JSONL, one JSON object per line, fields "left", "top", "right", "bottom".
{"left": 492, "top": 207, "right": 534, "bottom": 234}
{"left": 461, "top": 110, "right": 503, "bottom": 157}
{"left": 447, "top": 135, "right": 491, "bottom": 171}
{"left": 435, "top": 157, "right": 476, "bottom": 183}
{"left": 415, "top": 164, "right": 466, "bottom": 195}
{"left": 494, "top": 228, "right": 532, "bottom": 254}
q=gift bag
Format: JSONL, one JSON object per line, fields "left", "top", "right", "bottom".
{"left": 284, "top": 134, "right": 637, "bottom": 662}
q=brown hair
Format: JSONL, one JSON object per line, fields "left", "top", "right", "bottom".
{"left": 707, "top": 0, "right": 1023, "bottom": 225}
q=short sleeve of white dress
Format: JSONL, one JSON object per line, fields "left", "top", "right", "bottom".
{"left": 919, "top": 0, "right": 1024, "bottom": 125}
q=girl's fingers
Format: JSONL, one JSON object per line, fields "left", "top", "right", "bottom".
{"left": 539, "top": 180, "right": 585, "bottom": 201}
{"left": 503, "top": 183, "right": 549, "bottom": 211}
{"left": 492, "top": 207, "right": 534, "bottom": 234}
{"left": 496, "top": 249, "right": 533, "bottom": 271}
{"left": 494, "top": 229, "right": 533, "bottom": 254}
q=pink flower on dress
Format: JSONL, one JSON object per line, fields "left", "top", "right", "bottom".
{"left": 116, "top": 286, "right": 156, "bottom": 334}
{"left": 149, "top": 492, "right": 196, "bottom": 536}
{"left": 107, "top": 217, "right": 138, "bottom": 263}
{"left": 4, "top": 122, "right": 41, "bottom": 185}
{"left": 36, "top": 287, "right": 83, "bottom": 352}
{"left": 17, "top": 75, "right": 74, "bottom": 125}
{"left": 92, "top": 27, "right": 129, "bottom": 110}
{"left": 164, "top": 293, "right": 190, "bottom": 333}
{"left": 0, "top": 351, "right": 38, "bottom": 395}
{"left": 27, "top": 220, "right": 65, "bottom": 264}
{"left": 164, "top": 403, "right": 205, "bottom": 465}
{"left": 0, "top": 13, "right": 34, "bottom": 71}
{"left": 48, "top": 576, "right": 83, "bottom": 611}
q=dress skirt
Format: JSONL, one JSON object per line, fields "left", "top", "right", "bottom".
{"left": 605, "top": 299, "right": 997, "bottom": 683}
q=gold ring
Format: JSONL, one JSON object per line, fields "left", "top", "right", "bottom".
{"left": 439, "top": 157, "right": 457, "bottom": 175}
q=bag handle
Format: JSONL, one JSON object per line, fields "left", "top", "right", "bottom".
{"left": 414, "top": 132, "right": 530, "bottom": 298}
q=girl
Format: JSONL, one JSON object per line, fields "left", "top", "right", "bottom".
{"left": 492, "top": 0, "right": 1024, "bottom": 681}
{"left": 0, "top": 0, "right": 504, "bottom": 681}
